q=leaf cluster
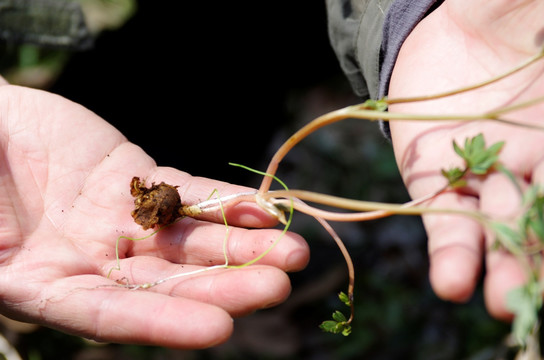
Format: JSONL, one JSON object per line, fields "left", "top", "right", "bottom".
{"left": 454, "top": 134, "right": 504, "bottom": 175}
{"left": 506, "top": 280, "right": 542, "bottom": 347}
{"left": 442, "top": 133, "right": 504, "bottom": 187}
{"left": 491, "top": 188, "right": 544, "bottom": 349}
{"left": 498, "top": 187, "right": 544, "bottom": 346}
{"left": 442, "top": 134, "right": 544, "bottom": 348}
{"left": 490, "top": 186, "right": 544, "bottom": 253}
{"left": 320, "top": 292, "right": 352, "bottom": 336}
{"left": 520, "top": 186, "right": 544, "bottom": 241}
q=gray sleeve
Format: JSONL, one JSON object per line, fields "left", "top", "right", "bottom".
{"left": 0, "top": 0, "right": 92, "bottom": 49}
{"left": 326, "top": 0, "right": 396, "bottom": 99}
{"left": 326, "top": 0, "right": 441, "bottom": 138}
{"left": 378, "top": 0, "right": 440, "bottom": 138}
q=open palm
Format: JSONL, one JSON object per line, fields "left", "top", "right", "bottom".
{"left": 389, "top": 0, "right": 544, "bottom": 320}
{"left": 0, "top": 82, "right": 309, "bottom": 348}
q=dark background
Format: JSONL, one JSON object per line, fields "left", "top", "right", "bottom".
{"left": 50, "top": 1, "right": 341, "bottom": 186}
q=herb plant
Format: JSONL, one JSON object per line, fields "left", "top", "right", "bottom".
{"left": 105, "top": 47, "right": 544, "bottom": 358}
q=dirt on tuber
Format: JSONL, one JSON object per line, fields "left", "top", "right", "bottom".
{"left": 130, "top": 177, "right": 184, "bottom": 230}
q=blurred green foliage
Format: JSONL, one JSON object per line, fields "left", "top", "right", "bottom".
{"left": 0, "top": 0, "right": 136, "bottom": 88}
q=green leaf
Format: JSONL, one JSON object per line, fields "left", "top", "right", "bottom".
{"left": 319, "top": 320, "right": 339, "bottom": 333}
{"left": 470, "top": 156, "right": 499, "bottom": 175}
{"left": 320, "top": 320, "right": 349, "bottom": 334}
{"left": 470, "top": 133, "right": 485, "bottom": 152}
{"left": 441, "top": 168, "right": 467, "bottom": 188}
{"left": 453, "top": 139, "right": 465, "bottom": 159}
{"left": 338, "top": 292, "right": 351, "bottom": 306}
{"left": 320, "top": 310, "right": 352, "bottom": 336}
{"left": 487, "top": 141, "right": 506, "bottom": 157}
{"left": 491, "top": 222, "right": 525, "bottom": 248}
{"left": 319, "top": 319, "right": 352, "bottom": 336}
{"left": 362, "top": 98, "right": 388, "bottom": 112}
{"left": 506, "top": 282, "right": 543, "bottom": 346}
{"left": 519, "top": 186, "right": 544, "bottom": 242}
{"left": 332, "top": 310, "right": 347, "bottom": 323}
{"left": 341, "top": 325, "right": 352, "bottom": 336}
{"left": 452, "top": 134, "right": 504, "bottom": 176}
{"left": 496, "top": 163, "right": 523, "bottom": 194}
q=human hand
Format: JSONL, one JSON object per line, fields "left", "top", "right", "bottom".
{"left": 0, "top": 81, "right": 309, "bottom": 348}
{"left": 388, "top": 0, "right": 544, "bottom": 320}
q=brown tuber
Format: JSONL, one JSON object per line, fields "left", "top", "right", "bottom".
{"left": 130, "top": 177, "right": 183, "bottom": 230}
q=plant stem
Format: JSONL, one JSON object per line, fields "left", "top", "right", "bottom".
{"left": 387, "top": 47, "right": 544, "bottom": 105}
{"left": 258, "top": 106, "right": 354, "bottom": 194}
{"left": 256, "top": 106, "right": 471, "bottom": 194}
{"left": 261, "top": 189, "right": 487, "bottom": 222}
{"left": 315, "top": 215, "right": 355, "bottom": 323}
{"left": 257, "top": 48, "right": 544, "bottom": 196}
{"left": 181, "top": 191, "right": 257, "bottom": 216}
{"left": 266, "top": 187, "right": 445, "bottom": 222}
{"left": 488, "top": 95, "right": 544, "bottom": 118}
{"left": 257, "top": 100, "right": 544, "bottom": 195}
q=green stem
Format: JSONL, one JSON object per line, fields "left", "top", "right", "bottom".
{"left": 487, "top": 95, "right": 544, "bottom": 118}
{"left": 257, "top": 98, "right": 544, "bottom": 195}
{"left": 387, "top": 47, "right": 544, "bottom": 105}
{"left": 107, "top": 227, "right": 166, "bottom": 278}
{"left": 226, "top": 163, "right": 295, "bottom": 269}
{"left": 257, "top": 48, "right": 544, "bottom": 195}
{"left": 261, "top": 189, "right": 487, "bottom": 222}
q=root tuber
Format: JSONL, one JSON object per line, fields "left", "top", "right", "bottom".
{"left": 130, "top": 177, "right": 183, "bottom": 230}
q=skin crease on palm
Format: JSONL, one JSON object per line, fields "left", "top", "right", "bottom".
{"left": 389, "top": 0, "right": 544, "bottom": 321}
{"left": 0, "top": 77, "right": 310, "bottom": 349}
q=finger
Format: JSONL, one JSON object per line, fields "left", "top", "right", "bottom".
{"left": 423, "top": 191, "right": 485, "bottom": 302}
{"left": 151, "top": 167, "right": 278, "bottom": 228}
{"left": 530, "top": 155, "right": 544, "bottom": 188}
{"left": 483, "top": 254, "right": 525, "bottom": 322}
{"left": 478, "top": 172, "right": 528, "bottom": 320}
{"left": 37, "top": 276, "right": 234, "bottom": 349}
{"left": 390, "top": 123, "right": 485, "bottom": 302}
{"left": 125, "top": 217, "right": 310, "bottom": 272}
{"left": 101, "top": 257, "right": 292, "bottom": 317}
